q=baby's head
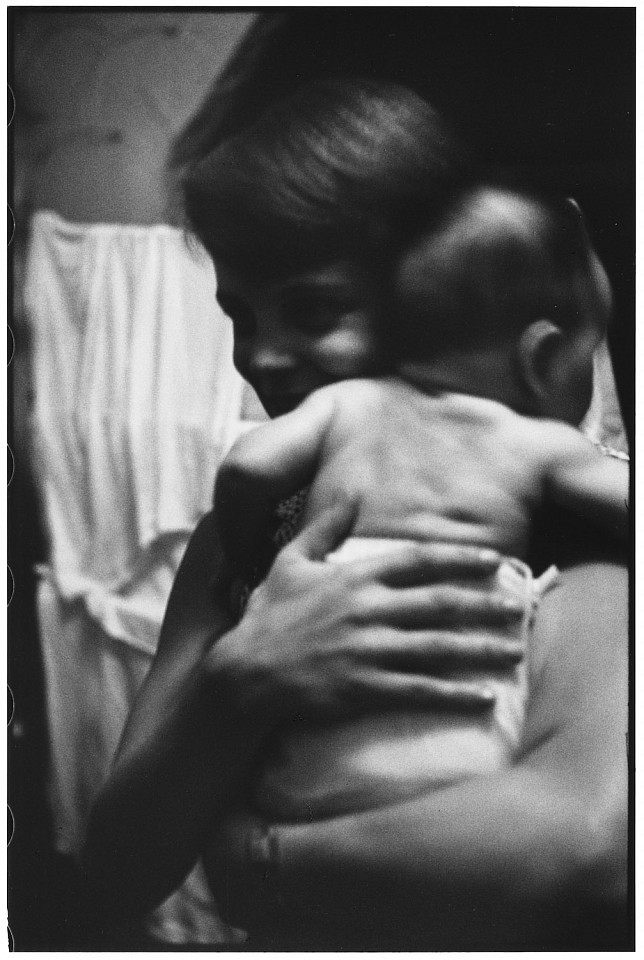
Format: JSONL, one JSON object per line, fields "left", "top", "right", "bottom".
{"left": 394, "top": 185, "right": 612, "bottom": 424}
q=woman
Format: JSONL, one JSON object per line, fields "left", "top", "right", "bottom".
{"left": 84, "top": 80, "right": 628, "bottom": 949}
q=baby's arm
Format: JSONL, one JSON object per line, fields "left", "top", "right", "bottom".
{"left": 542, "top": 424, "right": 629, "bottom": 540}
{"left": 215, "top": 387, "right": 337, "bottom": 573}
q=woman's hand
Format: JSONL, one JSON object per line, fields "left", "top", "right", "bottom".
{"left": 206, "top": 503, "right": 525, "bottom": 727}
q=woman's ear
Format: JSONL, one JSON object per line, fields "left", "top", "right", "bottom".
{"left": 565, "top": 196, "right": 583, "bottom": 218}
{"left": 564, "top": 197, "right": 592, "bottom": 248}
{"left": 517, "top": 318, "right": 564, "bottom": 410}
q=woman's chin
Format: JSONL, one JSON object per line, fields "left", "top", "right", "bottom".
{"left": 264, "top": 394, "right": 307, "bottom": 417}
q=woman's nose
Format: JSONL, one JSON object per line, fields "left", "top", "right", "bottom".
{"left": 248, "top": 339, "right": 296, "bottom": 373}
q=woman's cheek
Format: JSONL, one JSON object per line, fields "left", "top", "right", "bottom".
{"left": 316, "top": 329, "right": 379, "bottom": 377}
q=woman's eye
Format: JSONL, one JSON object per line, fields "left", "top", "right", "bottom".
{"left": 216, "top": 293, "right": 256, "bottom": 339}
{"left": 282, "top": 296, "right": 341, "bottom": 331}
{"left": 231, "top": 313, "right": 255, "bottom": 339}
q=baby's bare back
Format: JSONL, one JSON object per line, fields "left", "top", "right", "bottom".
{"left": 254, "top": 378, "right": 548, "bottom": 822}
{"left": 302, "top": 377, "right": 547, "bottom": 558}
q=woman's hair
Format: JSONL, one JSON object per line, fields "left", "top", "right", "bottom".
{"left": 394, "top": 185, "right": 612, "bottom": 358}
{"left": 181, "top": 78, "right": 467, "bottom": 280}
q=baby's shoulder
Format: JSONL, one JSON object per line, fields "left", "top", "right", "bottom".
{"left": 320, "top": 377, "right": 395, "bottom": 413}
{"left": 317, "top": 379, "right": 410, "bottom": 445}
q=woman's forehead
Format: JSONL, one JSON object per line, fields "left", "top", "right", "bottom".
{"left": 214, "top": 258, "right": 380, "bottom": 303}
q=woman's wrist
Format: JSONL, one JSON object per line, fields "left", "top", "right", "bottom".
{"left": 202, "top": 619, "right": 282, "bottom": 730}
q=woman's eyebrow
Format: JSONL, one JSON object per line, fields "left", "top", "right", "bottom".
{"left": 278, "top": 278, "right": 348, "bottom": 298}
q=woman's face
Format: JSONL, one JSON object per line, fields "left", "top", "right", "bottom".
{"left": 215, "top": 260, "right": 384, "bottom": 417}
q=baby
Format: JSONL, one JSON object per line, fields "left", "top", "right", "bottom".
{"left": 215, "top": 185, "right": 628, "bottom": 820}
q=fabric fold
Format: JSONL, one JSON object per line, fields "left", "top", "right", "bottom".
{"left": 26, "top": 211, "right": 249, "bottom": 646}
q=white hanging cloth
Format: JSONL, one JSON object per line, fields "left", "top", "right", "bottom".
{"left": 26, "top": 211, "right": 249, "bottom": 653}
{"left": 25, "top": 210, "right": 250, "bottom": 944}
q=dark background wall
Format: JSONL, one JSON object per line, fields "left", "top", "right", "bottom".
{"left": 11, "top": 11, "right": 255, "bottom": 223}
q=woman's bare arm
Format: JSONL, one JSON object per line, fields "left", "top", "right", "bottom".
{"left": 207, "top": 557, "right": 628, "bottom": 948}
{"left": 215, "top": 389, "right": 335, "bottom": 572}
{"left": 82, "top": 511, "right": 266, "bottom": 917}
{"left": 543, "top": 423, "right": 629, "bottom": 540}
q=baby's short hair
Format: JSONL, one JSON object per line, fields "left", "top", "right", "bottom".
{"left": 394, "top": 185, "right": 612, "bottom": 359}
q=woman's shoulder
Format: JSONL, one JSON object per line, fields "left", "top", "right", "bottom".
{"left": 529, "top": 501, "right": 627, "bottom": 573}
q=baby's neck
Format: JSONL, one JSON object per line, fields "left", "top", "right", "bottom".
{"left": 397, "top": 346, "right": 525, "bottom": 411}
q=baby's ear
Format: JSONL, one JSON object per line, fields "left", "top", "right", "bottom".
{"left": 517, "top": 318, "right": 564, "bottom": 412}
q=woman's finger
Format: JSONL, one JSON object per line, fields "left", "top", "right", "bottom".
{"left": 285, "top": 500, "right": 358, "bottom": 563}
{"left": 349, "top": 541, "right": 503, "bottom": 587}
{"left": 362, "top": 629, "right": 525, "bottom": 669}
{"left": 356, "top": 668, "right": 497, "bottom": 712}
{"left": 362, "top": 583, "right": 525, "bottom": 629}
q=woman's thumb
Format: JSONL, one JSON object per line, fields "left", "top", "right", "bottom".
{"left": 289, "top": 499, "right": 357, "bottom": 562}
